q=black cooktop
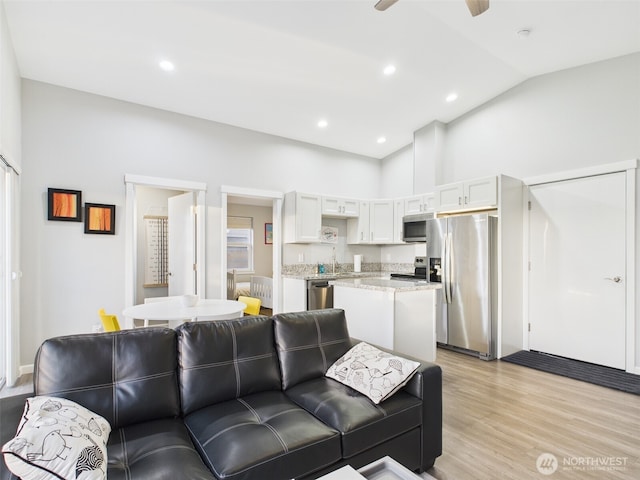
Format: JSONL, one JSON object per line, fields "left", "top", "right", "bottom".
{"left": 390, "top": 273, "right": 427, "bottom": 281}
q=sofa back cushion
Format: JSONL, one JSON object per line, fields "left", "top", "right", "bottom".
{"left": 273, "top": 309, "right": 352, "bottom": 390}
{"left": 177, "top": 316, "right": 281, "bottom": 415}
{"left": 34, "top": 328, "right": 180, "bottom": 429}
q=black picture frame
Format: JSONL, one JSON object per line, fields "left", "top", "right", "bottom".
{"left": 84, "top": 203, "right": 116, "bottom": 235}
{"left": 47, "top": 188, "right": 82, "bottom": 222}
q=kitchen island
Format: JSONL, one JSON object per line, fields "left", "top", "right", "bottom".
{"left": 332, "top": 277, "right": 441, "bottom": 362}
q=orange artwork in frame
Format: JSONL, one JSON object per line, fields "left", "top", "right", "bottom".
{"left": 84, "top": 203, "right": 116, "bottom": 235}
{"left": 47, "top": 188, "right": 82, "bottom": 222}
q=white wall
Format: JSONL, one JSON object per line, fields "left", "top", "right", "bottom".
{"left": 443, "top": 53, "right": 640, "bottom": 183}
{"left": 413, "top": 121, "right": 445, "bottom": 193}
{"left": 20, "top": 80, "right": 383, "bottom": 365}
{"left": 0, "top": 0, "right": 21, "bottom": 168}
{"left": 379, "top": 144, "right": 413, "bottom": 198}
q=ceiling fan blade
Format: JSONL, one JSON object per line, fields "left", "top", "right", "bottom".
{"left": 465, "top": 0, "right": 490, "bottom": 17}
{"left": 374, "top": 0, "right": 400, "bottom": 11}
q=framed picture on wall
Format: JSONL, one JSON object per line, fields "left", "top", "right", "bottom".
{"left": 265, "top": 223, "right": 273, "bottom": 245}
{"left": 47, "top": 188, "right": 82, "bottom": 222}
{"left": 85, "top": 203, "right": 116, "bottom": 235}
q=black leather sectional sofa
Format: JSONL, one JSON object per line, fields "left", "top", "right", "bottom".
{"left": 1, "top": 309, "right": 442, "bottom": 480}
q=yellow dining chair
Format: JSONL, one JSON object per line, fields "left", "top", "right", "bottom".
{"left": 237, "top": 296, "right": 261, "bottom": 316}
{"left": 98, "top": 308, "right": 121, "bottom": 332}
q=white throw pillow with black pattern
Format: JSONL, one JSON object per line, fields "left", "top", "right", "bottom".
{"left": 326, "top": 342, "right": 421, "bottom": 404}
{"left": 2, "top": 396, "right": 111, "bottom": 480}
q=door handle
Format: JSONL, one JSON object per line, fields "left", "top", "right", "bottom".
{"left": 605, "top": 276, "right": 622, "bottom": 283}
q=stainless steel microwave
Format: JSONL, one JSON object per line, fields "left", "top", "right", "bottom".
{"left": 402, "top": 212, "right": 434, "bottom": 242}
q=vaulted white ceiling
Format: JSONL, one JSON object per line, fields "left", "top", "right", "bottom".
{"left": 4, "top": 0, "right": 640, "bottom": 159}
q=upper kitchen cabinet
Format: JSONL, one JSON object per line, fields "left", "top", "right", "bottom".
{"left": 347, "top": 201, "right": 370, "bottom": 244}
{"left": 435, "top": 176, "right": 497, "bottom": 213}
{"left": 370, "top": 200, "right": 394, "bottom": 244}
{"left": 347, "top": 200, "right": 394, "bottom": 245}
{"left": 393, "top": 199, "right": 404, "bottom": 244}
{"left": 321, "top": 196, "right": 359, "bottom": 218}
{"left": 283, "top": 192, "right": 322, "bottom": 243}
{"left": 404, "top": 193, "right": 435, "bottom": 215}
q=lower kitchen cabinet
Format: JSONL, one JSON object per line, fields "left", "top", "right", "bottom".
{"left": 282, "top": 277, "right": 306, "bottom": 312}
{"left": 333, "top": 281, "right": 438, "bottom": 362}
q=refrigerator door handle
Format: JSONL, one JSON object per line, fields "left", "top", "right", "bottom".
{"left": 441, "top": 231, "right": 447, "bottom": 303}
{"left": 443, "top": 232, "right": 452, "bottom": 304}
{"left": 447, "top": 232, "right": 453, "bottom": 303}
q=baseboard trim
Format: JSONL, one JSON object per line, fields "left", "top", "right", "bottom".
{"left": 19, "top": 364, "right": 33, "bottom": 376}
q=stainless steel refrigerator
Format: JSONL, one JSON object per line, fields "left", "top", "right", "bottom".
{"left": 426, "top": 213, "right": 498, "bottom": 360}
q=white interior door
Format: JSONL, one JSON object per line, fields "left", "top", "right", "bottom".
{"left": 168, "top": 191, "right": 196, "bottom": 296}
{"left": 528, "top": 173, "right": 626, "bottom": 369}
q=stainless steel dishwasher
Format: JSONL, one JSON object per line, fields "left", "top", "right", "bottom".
{"left": 307, "top": 279, "right": 334, "bottom": 310}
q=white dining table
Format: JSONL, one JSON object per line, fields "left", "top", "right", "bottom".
{"left": 122, "top": 298, "right": 246, "bottom": 328}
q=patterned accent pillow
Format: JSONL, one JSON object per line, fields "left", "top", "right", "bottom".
{"left": 2, "top": 396, "right": 111, "bottom": 480}
{"left": 325, "top": 342, "right": 420, "bottom": 404}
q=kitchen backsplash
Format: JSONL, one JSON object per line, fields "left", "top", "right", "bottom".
{"left": 282, "top": 262, "right": 414, "bottom": 276}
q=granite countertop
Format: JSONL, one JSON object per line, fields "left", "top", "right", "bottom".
{"left": 282, "top": 272, "right": 385, "bottom": 281}
{"left": 330, "top": 277, "right": 442, "bottom": 292}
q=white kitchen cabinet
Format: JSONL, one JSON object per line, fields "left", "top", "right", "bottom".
{"left": 404, "top": 194, "right": 435, "bottom": 215}
{"left": 321, "top": 196, "right": 359, "bottom": 218}
{"left": 393, "top": 199, "right": 404, "bottom": 243}
{"left": 435, "top": 176, "right": 497, "bottom": 212}
{"left": 370, "top": 200, "right": 394, "bottom": 244}
{"left": 347, "top": 201, "right": 370, "bottom": 244}
{"left": 283, "top": 192, "right": 322, "bottom": 243}
{"left": 333, "top": 283, "right": 437, "bottom": 362}
{"left": 282, "top": 277, "right": 307, "bottom": 312}
{"left": 347, "top": 200, "right": 394, "bottom": 245}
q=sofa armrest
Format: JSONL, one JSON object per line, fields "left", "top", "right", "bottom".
{"left": 1, "top": 392, "right": 32, "bottom": 480}
{"left": 347, "top": 338, "right": 442, "bottom": 471}
{"left": 404, "top": 361, "right": 442, "bottom": 470}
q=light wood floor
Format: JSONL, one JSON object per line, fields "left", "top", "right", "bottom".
{"left": 425, "top": 348, "right": 639, "bottom": 480}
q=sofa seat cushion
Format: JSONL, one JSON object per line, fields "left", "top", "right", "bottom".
{"left": 106, "top": 418, "right": 214, "bottom": 480}
{"left": 286, "top": 377, "right": 422, "bottom": 458}
{"left": 184, "top": 391, "right": 341, "bottom": 480}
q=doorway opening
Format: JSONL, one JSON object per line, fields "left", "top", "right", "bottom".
{"left": 125, "top": 175, "right": 206, "bottom": 324}
{"left": 221, "top": 186, "right": 283, "bottom": 314}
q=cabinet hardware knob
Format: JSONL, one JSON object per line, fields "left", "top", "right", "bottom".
{"left": 605, "top": 276, "right": 622, "bottom": 283}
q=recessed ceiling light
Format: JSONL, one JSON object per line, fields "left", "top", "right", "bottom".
{"left": 517, "top": 29, "right": 531, "bottom": 38}
{"left": 377, "top": 136, "right": 387, "bottom": 144}
{"left": 446, "top": 92, "right": 458, "bottom": 103}
{"left": 317, "top": 119, "right": 328, "bottom": 128}
{"left": 159, "top": 60, "right": 175, "bottom": 72}
{"left": 383, "top": 64, "right": 396, "bottom": 76}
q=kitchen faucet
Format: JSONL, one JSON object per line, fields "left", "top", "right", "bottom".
{"left": 331, "top": 247, "right": 339, "bottom": 274}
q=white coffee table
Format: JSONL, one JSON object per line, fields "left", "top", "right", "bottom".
{"left": 318, "top": 456, "right": 422, "bottom": 480}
